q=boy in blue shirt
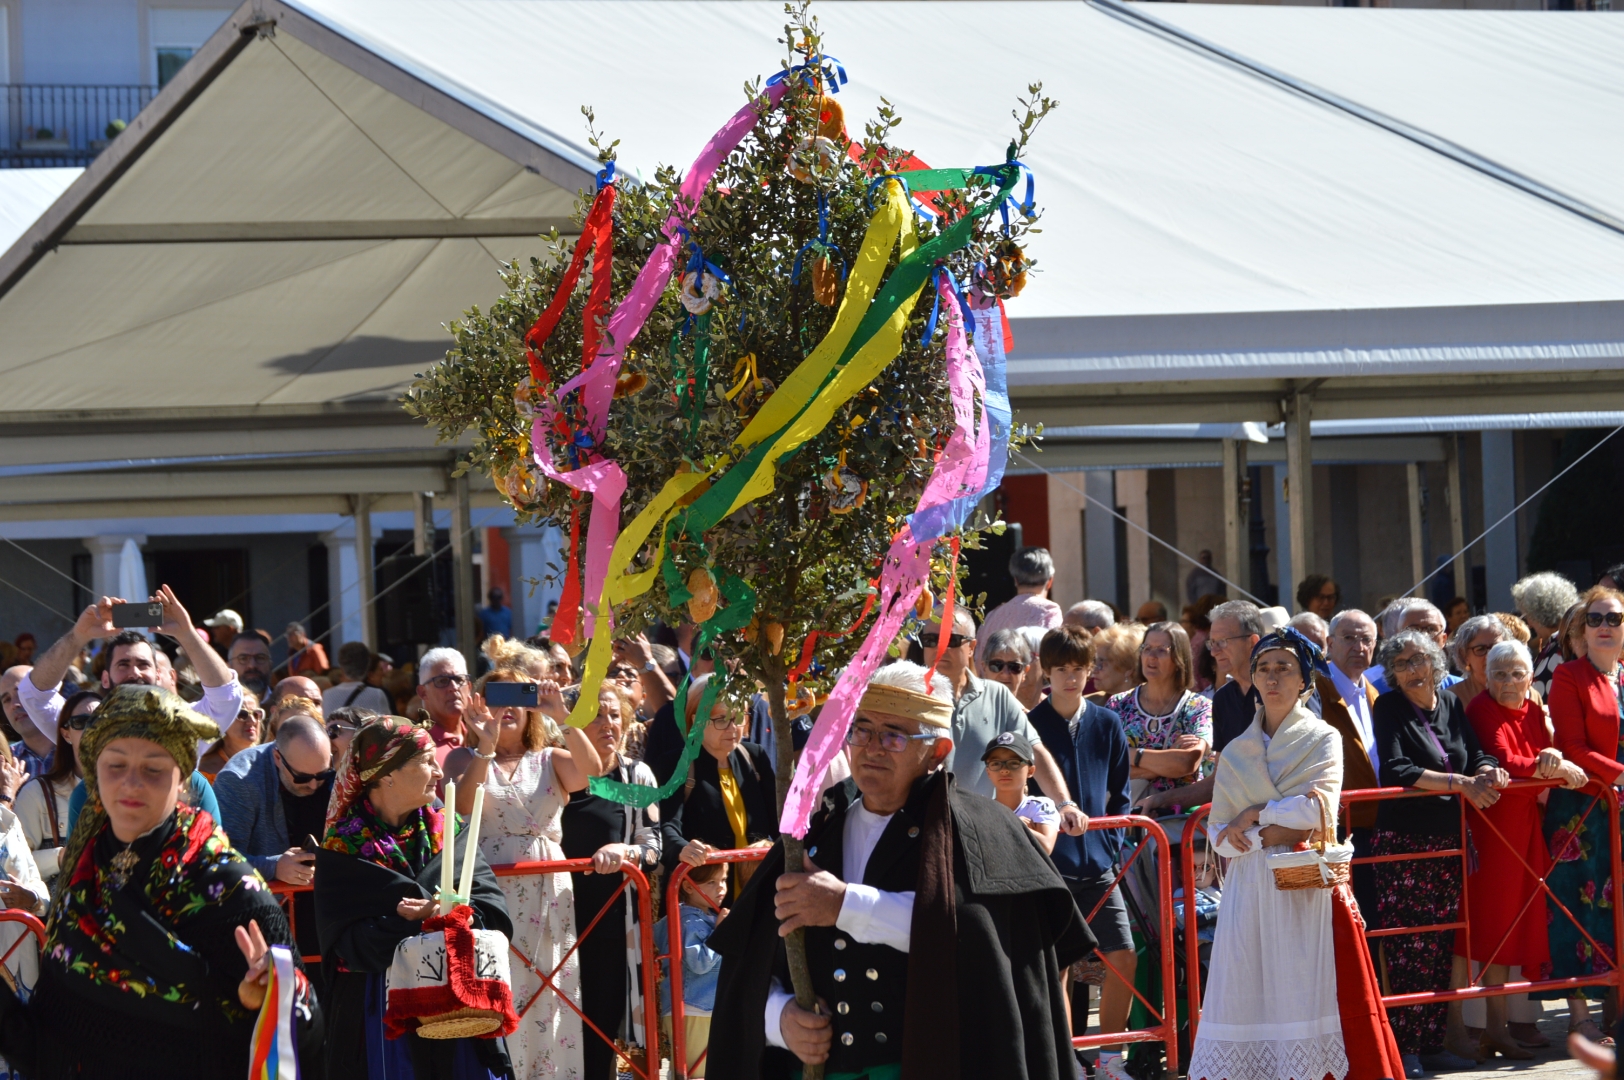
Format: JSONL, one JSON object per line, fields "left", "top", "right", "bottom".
{"left": 1027, "top": 625, "right": 1135, "bottom": 1080}
{"left": 654, "top": 860, "right": 727, "bottom": 1077}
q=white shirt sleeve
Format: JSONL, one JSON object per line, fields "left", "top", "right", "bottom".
{"left": 1210, "top": 820, "right": 1266, "bottom": 859}
{"left": 835, "top": 882, "right": 915, "bottom": 953}
{"left": 17, "top": 676, "right": 62, "bottom": 743}
{"left": 195, "top": 674, "right": 245, "bottom": 728}
{"left": 765, "top": 979, "right": 795, "bottom": 1050}
{"left": 1258, "top": 793, "right": 1327, "bottom": 831}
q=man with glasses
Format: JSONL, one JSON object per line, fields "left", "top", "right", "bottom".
{"left": 227, "top": 631, "right": 274, "bottom": 702}
{"left": 418, "top": 647, "right": 473, "bottom": 767}
{"left": 1318, "top": 609, "right": 1385, "bottom": 920}
{"left": 214, "top": 715, "right": 333, "bottom": 887}
{"left": 921, "top": 608, "right": 1082, "bottom": 828}
{"left": 707, "top": 661, "right": 1093, "bottom": 1079}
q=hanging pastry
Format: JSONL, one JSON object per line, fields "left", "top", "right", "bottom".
{"left": 816, "top": 94, "right": 845, "bottom": 141}
{"left": 914, "top": 585, "right": 934, "bottom": 620}
{"left": 811, "top": 253, "right": 840, "bottom": 306}
{"left": 614, "top": 370, "right": 648, "bottom": 397}
{"left": 789, "top": 134, "right": 841, "bottom": 184}
{"left": 765, "top": 622, "right": 786, "bottom": 656}
{"left": 513, "top": 375, "right": 543, "bottom": 419}
{"left": 686, "top": 567, "right": 721, "bottom": 623}
{"left": 679, "top": 269, "right": 722, "bottom": 315}
{"left": 495, "top": 456, "right": 541, "bottom": 509}
{"left": 822, "top": 452, "right": 867, "bottom": 514}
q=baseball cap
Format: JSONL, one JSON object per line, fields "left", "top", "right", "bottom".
{"left": 981, "top": 730, "right": 1035, "bottom": 765}
{"left": 203, "top": 609, "right": 244, "bottom": 632}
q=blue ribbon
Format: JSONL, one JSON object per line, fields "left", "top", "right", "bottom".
{"left": 767, "top": 53, "right": 848, "bottom": 93}
{"left": 972, "top": 157, "right": 1036, "bottom": 234}
{"left": 596, "top": 160, "right": 617, "bottom": 190}
{"left": 790, "top": 193, "right": 846, "bottom": 287}
{"left": 922, "top": 265, "right": 975, "bottom": 344}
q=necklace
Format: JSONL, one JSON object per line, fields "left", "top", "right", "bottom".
{"left": 108, "top": 842, "right": 140, "bottom": 890}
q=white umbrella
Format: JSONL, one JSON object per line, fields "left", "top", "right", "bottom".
{"left": 117, "top": 538, "right": 149, "bottom": 632}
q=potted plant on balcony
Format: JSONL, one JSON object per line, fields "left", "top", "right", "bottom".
{"left": 19, "top": 127, "right": 70, "bottom": 152}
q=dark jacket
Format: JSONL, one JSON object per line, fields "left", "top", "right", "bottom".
{"left": 658, "top": 741, "right": 778, "bottom": 867}
{"left": 1373, "top": 687, "right": 1497, "bottom": 836}
{"left": 706, "top": 771, "right": 1093, "bottom": 1080}
{"left": 315, "top": 820, "right": 513, "bottom": 1079}
{"left": 1026, "top": 697, "right": 1130, "bottom": 880}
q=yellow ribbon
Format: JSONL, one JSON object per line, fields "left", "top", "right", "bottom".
{"left": 724, "top": 353, "right": 762, "bottom": 402}
{"left": 564, "top": 180, "right": 915, "bottom": 728}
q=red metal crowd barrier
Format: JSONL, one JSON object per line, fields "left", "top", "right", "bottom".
{"left": 1180, "top": 777, "right": 1624, "bottom": 1046}
{"left": 272, "top": 857, "right": 663, "bottom": 1080}
{"left": 1070, "top": 814, "right": 1181, "bottom": 1077}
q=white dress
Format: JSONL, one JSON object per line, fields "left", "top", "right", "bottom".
{"left": 1187, "top": 739, "right": 1348, "bottom": 1080}
{"left": 478, "top": 749, "right": 583, "bottom": 1080}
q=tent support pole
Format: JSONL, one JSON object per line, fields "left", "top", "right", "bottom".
{"left": 1406, "top": 463, "right": 1426, "bottom": 590}
{"left": 414, "top": 492, "right": 433, "bottom": 557}
{"left": 1446, "top": 436, "right": 1468, "bottom": 605}
{"left": 1221, "top": 437, "right": 1248, "bottom": 596}
{"left": 352, "top": 494, "right": 375, "bottom": 650}
{"left": 451, "top": 471, "right": 476, "bottom": 663}
{"left": 1285, "top": 392, "right": 1315, "bottom": 603}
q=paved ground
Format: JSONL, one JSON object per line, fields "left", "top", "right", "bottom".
{"left": 1450, "top": 1001, "right": 1594, "bottom": 1080}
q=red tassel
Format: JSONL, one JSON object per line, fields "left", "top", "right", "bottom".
{"left": 551, "top": 508, "right": 583, "bottom": 646}
{"left": 925, "top": 537, "right": 961, "bottom": 683}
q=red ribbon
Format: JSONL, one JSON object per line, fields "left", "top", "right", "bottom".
{"left": 553, "top": 506, "right": 584, "bottom": 646}
{"left": 924, "top": 536, "right": 962, "bottom": 684}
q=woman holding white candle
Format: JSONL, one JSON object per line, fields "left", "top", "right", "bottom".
{"left": 317, "top": 716, "right": 514, "bottom": 1079}
{"left": 445, "top": 637, "right": 600, "bottom": 1080}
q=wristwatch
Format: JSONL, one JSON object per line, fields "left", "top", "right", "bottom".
{"left": 1134, "top": 748, "right": 1145, "bottom": 768}
{"left": 643, "top": 660, "right": 659, "bottom": 673}
{"left": 475, "top": 747, "right": 497, "bottom": 761}
{"left": 1058, "top": 800, "right": 1079, "bottom": 811}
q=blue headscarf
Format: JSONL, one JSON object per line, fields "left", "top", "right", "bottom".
{"left": 1250, "top": 626, "right": 1329, "bottom": 687}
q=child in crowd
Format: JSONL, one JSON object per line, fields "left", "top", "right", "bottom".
{"left": 983, "top": 731, "right": 1060, "bottom": 854}
{"left": 654, "top": 861, "right": 727, "bottom": 1078}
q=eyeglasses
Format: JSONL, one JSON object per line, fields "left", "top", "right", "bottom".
{"left": 846, "top": 723, "right": 938, "bottom": 754}
{"left": 1586, "top": 611, "right": 1624, "bottom": 628}
{"left": 326, "top": 721, "right": 358, "bottom": 739}
{"left": 1206, "top": 634, "right": 1252, "bottom": 652}
{"left": 1392, "top": 655, "right": 1432, "bottom": 674}
{"left": 984, "top": 758, "right": 1030, "bottom": 774}
{"left": 65, "top": 711, "right": 96, "bottom": 731}
{"left": 1140, "top": 646, "right": 1172, "bottom": 660}
{"left": 277, "top": 752, "right": 334, "bottom": 785}
{"left": 985, "top": 659, "right": 1025, "bottom": 674}
{"left": 708, "top": 714, "right": 744, "bottom": 730}
{"left": 425, "top": 673, "right": 470, "bottom": 690}
{"left": 918, "top": 633, "right": 969, "bottom": 651}
{"left": 1467, "top": 643, "right": 1495, "bottom": 657}
{"left": 1487, "top": 669, "right": 1531, "bottom": 683}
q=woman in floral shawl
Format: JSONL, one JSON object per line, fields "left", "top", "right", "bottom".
{"left": 315, "top": 715, "right": 514, "bottom": 1079}
{"left": 0, "top": 683, "right": 321, "bottom": 1079}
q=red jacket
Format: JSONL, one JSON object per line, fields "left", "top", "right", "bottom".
{"left": 1549, "top": 657, "right": 1624, "bottom": 784}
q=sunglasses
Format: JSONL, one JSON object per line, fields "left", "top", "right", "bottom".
{"left": 65, "top": 711, "right": 97, "bottom": 731}
{"left": 326, "top": 721, "right": 358, "bottom": 740}
{"left": 607, "top": 667, "right": 639, "bottom": 682}
{"left": 425, "top": 673, "right": 471, "bottom": 690}
{"left": 277, "top": 752, "right": 334, "bottom": 785}
{"left": 1587, "top": 612, "right": 1624, "bottom": 628}
{"left": 918, "top": 633, "right": 969, "bottom": 651}
{"left": 985, "top": 659, "right": 1026, "bottom": 674}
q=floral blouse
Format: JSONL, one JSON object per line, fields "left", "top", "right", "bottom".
{"left": 1105, "top": 686, "right": 1213, "bottom": 799}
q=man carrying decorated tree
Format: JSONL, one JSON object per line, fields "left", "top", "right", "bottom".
{"left": 706, "top": 660, "right": 1093, "bottom": 1080}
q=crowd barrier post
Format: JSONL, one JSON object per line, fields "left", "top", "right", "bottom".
{"left": 273, "top": 856, "right": 663, "bottom": 1080}
{"left": 1073, "top": 813, "right": 1181, "bottom": 1079}
{"left": 1181, "top": 804, "right": 1212, "bottom": 1048}
{"left": 664, "top": 848, "right": 772, "bottom": 1080}
{"left": 1179, "top": 776, "right": 1624, "bottom": 1046}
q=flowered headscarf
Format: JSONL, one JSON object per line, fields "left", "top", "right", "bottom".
{"left": 322, "top": 716, "right": 442, "bottom": 875}
{"left": 1250, "top": 626, "right": 1329, "bottom": 687}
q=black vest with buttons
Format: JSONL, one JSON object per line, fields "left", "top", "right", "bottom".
{"left": 797, "top": 776, "right": 928, "bottom": 1074}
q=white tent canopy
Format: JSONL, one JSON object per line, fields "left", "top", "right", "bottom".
{"left": 0, "top": 0, "right": 1622, "bottom": 493}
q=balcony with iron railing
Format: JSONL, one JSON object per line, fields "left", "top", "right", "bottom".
{"left": 1, "top": 84, "right": 157, "bottom": 168}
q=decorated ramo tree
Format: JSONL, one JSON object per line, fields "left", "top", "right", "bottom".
{"left": 405, "top": 3, "right": 1050, "bottom": 1063}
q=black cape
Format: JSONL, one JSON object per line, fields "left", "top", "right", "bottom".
{"left": 706, "top": 771, "right": 1094, "bottom": 1080}
{"left": 315, "top": 823, "right": 514, "bottom": 1080}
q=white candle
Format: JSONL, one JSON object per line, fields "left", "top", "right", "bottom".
{"left": 458, "top": 787, "right": 484, "bottom": 902}
{"left": 441, "top": 780, "right": 456, "bottom": 904}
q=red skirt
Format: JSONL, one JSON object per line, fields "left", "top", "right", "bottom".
{"left": 1334, "top": 884, "right": 1406, "bottom": 1080}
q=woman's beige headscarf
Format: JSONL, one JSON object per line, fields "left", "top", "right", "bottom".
{"left": 1210, "top": 700, "right": 1343, "bottom": 836}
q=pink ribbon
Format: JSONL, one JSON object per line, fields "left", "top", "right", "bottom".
{"left": 781, "top": 275, "right": 990, "bottom": 836}
{"left": 530, "top": 83, "right": 790, "bottom": 636}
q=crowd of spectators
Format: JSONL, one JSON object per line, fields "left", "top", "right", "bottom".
{"left": 0, "top": 547, "right": 1617, "bottom": 1080}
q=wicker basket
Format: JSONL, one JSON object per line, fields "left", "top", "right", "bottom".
{"left": 1269, "top": 790, "right": 1352, "bottom": 891}
{"left": 416, "top": 1007, "right": 507, "bottom": 1040}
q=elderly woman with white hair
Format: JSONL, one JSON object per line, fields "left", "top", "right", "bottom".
{"left": 1371, "top": 629, "right": 1510, "bottom": 1075}
{"left": 1450, "top": 614, "right": 1510, "bottom": 710}
{"left": 1512, "top": 572, "right": 1581, "bottom": 701}
{"left": 1458, "top": 640, "right": 1587, "bottom": 1059}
